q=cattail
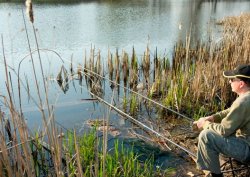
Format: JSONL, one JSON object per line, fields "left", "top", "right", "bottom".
{"left": 25, "top": 0, "right": 34, "bottom": 23}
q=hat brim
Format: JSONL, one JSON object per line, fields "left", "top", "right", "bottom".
{"left": 223, "top": 70, "right": 237, "bottom": 78}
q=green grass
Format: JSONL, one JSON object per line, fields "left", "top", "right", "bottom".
{"left": 60, "top": 129, "right": 170, "bottom": 177}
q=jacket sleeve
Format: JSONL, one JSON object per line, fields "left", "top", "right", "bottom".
{"left": 203, "top": 98, "right": 246, "bottom": 137}
{"left": 212, "top": 108, "right": 230, "bottom": 123}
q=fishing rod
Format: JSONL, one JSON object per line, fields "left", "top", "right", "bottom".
{"left": 80, "top": 70, "right": 197, "bottom": 158}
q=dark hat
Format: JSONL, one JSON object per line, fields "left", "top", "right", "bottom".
{"left": 223, "top": 64, "right": 250, "bottom": 78}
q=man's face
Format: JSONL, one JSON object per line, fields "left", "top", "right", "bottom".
{"left": 229, "top": 78, "right": 242, "bottom": 93}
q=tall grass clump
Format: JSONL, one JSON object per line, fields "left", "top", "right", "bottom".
{"left": 83, "top": 46, "right": 104, "bottom": 97}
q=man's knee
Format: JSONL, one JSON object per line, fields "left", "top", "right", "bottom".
{"left": 198, "top": 129, "right": 217, "bottom": 143}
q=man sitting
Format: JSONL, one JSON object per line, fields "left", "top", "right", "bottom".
{"left": 194, "top": 64, "right": 250, "bottom": 177}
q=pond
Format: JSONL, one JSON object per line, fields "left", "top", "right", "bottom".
{"left": 1, "top": 0, "right": 250, "bottom": 170}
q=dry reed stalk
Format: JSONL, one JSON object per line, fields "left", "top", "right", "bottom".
{"left": 108, "top": 48, "right": 113, "bottom": 80}
{"left": 70, "top": 55, "right": 74, "bottom": 75}
{"left": 90, "top": 46, "right": 95, "bottom": 72}
{"left": 1, "top": 35, "right": 14, "bottom": 109}
{"left": 96, "top": 49, "right": 101, "bottom": 75}
{"left": 24, "top": 74, "right": 31, "bottom": 102}
{"left": 191, "top": 61, "right": 203, "bottom": 102}
{"left": 0, "top": 133, "right": 13, "bottom": 176}
{"left": 25, "top": 0, "right": 34, "bottom": 23}
{"left": 18, "top": 120, "right": 34, "bottom": 176}
{"left": 2, "top": 35, "right": 34, "bottom": 176}
{"left": 184, "top": 30, "right": 191, "bottom": 71}
{"left": 86, "top": 47, "right": 96, "bottom": 89}
{"left": 22, "top": 9, "right": 47, "bottom": 123}
{"left": 100, "top": 87, "right": 117, "bottom": 176}
{"left": 84, "top": 49, "right": 88, "bottom": 82}
{"left": 26, "top": 0, "right": 53, "bottom": 119}
{"left": 77, "top": 64, "right": 83, "bottom": 83}
{"left": 13, "top": 111, "right": 34, "bottom": 176}
{"left": 102, "top": 116, "right": 107, "bottom": 177}
{"left": 142, "top": 45, "right": 150, "bottom": 89}
{"left": 24, "top": 4, "right": 71, "bottom": 175}
{"left": 84, "top": 49, "right": 87, "bottom": 71}
{"left": 129, "top": 47, "right": 138, "bottom": 89}
{"left": 31, "top": 25, "right": 52, "bottom": 116}
{"left": 74, "top": 130, "right": 84, "bottom": 177}
{"left": 115, "top": 49, "right": 120, "bottom": 84}
{"left": 48, "top": 115, "right": 64, "bottom": 176}
{"left": 65, "top": 151, "right": 71, "bottom": 176}
{"left": 153, "top": 47, "right": 158, "bottom": 81}
{"left": 8, "top": 72, "right": 15, "bottom": 105}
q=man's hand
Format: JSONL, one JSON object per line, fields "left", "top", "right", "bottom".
{"left": 193, "top": 116, "right": 214, "bottom": 130}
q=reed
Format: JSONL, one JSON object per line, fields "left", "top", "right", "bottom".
{"left": 142, "top": 44, "right": 150, "bottom": 90}
{"left": 114, "top": 48, "right": 120, "bottom": 84}
{"left": 122, "top": 50, "right": 129, "bottom": 88}
{"left": 83, "top": 47, "right": 104, "bottom": 97}
{"left": 108, "top": 48, "right": 114, "bottom": 81}
{"left": 129, "top": 47, "right": 138, "bottom": 90}
{"left": 70, "top": 56, "right": 74, "bottom": 75}
{"left": 77, "top": 63, "right": 83, "bottom": 85}
{"left": 122, "top": 95, "right": 128, "bottom": 112}
{"left": 129, "top": 94, "right": 138, "bottom": 116}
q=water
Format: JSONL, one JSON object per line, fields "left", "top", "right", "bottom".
{"left": 1, "top": 1, "right": 250, "bottom": 60}
{"left": 1, "top": 0, "right": 250, "bottom": 169}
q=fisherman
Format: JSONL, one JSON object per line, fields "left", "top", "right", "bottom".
{"left": 194, "top": 64, "right": 250, "bottom": 177}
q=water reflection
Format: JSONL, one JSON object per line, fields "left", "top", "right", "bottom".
{"left": 1, "top": 0, "right": 250, "bottom": 60}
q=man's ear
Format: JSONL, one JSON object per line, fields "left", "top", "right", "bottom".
{"left": 240, "top": 81, "right": 246, "bottom": 88}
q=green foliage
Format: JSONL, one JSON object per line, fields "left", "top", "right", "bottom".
{"left": 63, "top": 131, "right": 77, "bottom": 174}
{"left": 129, "top": 94, "right": 138, "bottom": 115}
{"left": 193, "top": 106, "right": 208, "bottom": 121}
{"left": 78, "top": 128, "right": 97, "bottom": 170}
{"left": 64, "top": 131, "right": 167, "bottom": 177}
{"left": 28, "top": 132, "right": 51, "bottom": 176}
{"left": 123, "top": 95, "right": 128, "bottom": 111}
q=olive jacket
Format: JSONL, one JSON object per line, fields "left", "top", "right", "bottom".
{"left": 203, "top": 91, "right": 250, "bottom": 146}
